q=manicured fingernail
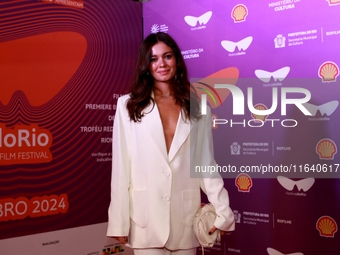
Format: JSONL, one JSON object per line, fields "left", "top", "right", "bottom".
{"left": 208, "top": 231, "right": 212, "bottom": 235}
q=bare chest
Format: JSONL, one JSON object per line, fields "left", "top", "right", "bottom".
{"left": 156, "top": 99, "right": 181, "bottom": 153}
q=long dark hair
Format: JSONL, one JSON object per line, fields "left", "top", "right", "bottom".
{"left": 126, "top": 32, "right": 200, "bottom": 122}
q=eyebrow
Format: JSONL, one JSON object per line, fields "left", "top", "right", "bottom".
{"left": 150, "top": 51, "right": 173, "bottom": 57}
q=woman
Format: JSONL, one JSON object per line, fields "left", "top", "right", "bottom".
{"left": 107, "top": 32, "right": 235, "bottom": 255}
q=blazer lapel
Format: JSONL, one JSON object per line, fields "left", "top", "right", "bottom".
{"left": 142, "top": 93, "right": 194, "bottom": 163}
{"left": 168, "top": 110, "right": 193, "bottom": 162}
{"left": 142, "top": 101, "right": 169, "bottom": 161}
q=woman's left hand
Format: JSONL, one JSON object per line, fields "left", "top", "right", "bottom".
{"left": 209, "top": 226, "right": 232, "bottom": 236}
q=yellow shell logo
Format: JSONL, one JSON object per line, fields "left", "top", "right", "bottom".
{"left": 235, "top": 173, "right": 252, "bottom": 192}
{"left": 328, "top": 0, "right": 340, "bottom": 6}
{"left": 316, "top": 216, "right": 338, "bottom": 237}
{"left": 318, "top": 61, "right": 339, "bottom": 83}
{"left": 251, "top": 104, "right": 269, "bottom": 122}
{"left": 316, "top": 138, "right": 337, "bottom": 160}
{"left": 231, "top": 4, "right": 248, "bottom": 23}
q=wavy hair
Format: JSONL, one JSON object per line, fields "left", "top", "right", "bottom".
{"left": 126, "top": 32, "right": 200, "bottom": 122}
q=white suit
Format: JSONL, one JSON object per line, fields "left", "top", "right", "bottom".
{"left": 107, "top": 94, "right": 235, "bottom": 250}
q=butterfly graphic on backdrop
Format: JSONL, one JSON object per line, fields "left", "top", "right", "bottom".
{"left": 254, "top": 67, "right": 290, "bottom": 83}
{"left": 277, "top": 176, "right": 315, "bottom": 192}
{"left": 221, "top": 36, "right": 253, "bottom": 52}
{"left": 302, "top": 101, "right": 339, "bottom": 116}
{"left": 267, "top": 247, "right": 303, "bottom": 255}
{"left": 184, "top": 11, "right": 212, "bottom": 27}
{"left": 0, "top": 32, "right": 87, "bottom": 106}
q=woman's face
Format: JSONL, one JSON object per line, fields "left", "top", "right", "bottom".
{"left": 149, "top": 42, "right": 177, "bottom": 85}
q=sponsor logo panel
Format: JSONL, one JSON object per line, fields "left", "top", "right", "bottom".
{"left": 316, "top": 138, "right": 337, "bottom": 160}
{"left": 231, "top": 4, "right": 248, "bottom": 23}
{"left": 235, "top": 173, "right": 253, "bottom": 192}
{"left": 316, "top": 216, "right": 338, "bottom": 237}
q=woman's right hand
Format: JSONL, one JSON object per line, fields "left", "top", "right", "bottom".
{"left": 112, "top": 236, "right": 128, "bottom": 244}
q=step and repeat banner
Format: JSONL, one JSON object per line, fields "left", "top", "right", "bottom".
{"left": 0, "top": 0, "right": 141, "bottom": 254}
{"left": 144, "top": 0, "right": 339, "bottom": 254}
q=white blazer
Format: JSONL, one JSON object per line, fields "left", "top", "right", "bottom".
{"left": 107, "top": 94, "right": 235, "bottom": 250}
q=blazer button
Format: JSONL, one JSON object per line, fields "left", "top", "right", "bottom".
{"left": 163, "top": 195, "right": 170, "bottom": 202}
{"left": 164, "top": 171, "right": 171, "bottom": 177}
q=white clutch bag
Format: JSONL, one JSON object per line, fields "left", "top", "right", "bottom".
{"left": 193, "top": 203, "right": 221, "bottom": 249}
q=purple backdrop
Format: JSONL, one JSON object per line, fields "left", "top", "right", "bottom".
{"left": 144, "top": 1, "right": 339, "bottom": 254}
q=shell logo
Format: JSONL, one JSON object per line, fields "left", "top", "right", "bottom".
{"left": 316, "top": 216, "right": 338, "bottom": 237}
{"left": 318, "top": 61, "right": 339, "bottom": 83}
{"left": 251, "top": 104, "right": 269, "bottom": 122}
{"left": 231, "top": 4, "right": 248, "bottom": 23}
{"left": 327, "top": 0, "right": 340, "bottom": 6}
{"left": 235, "top": 173, "right": 252, "bottom": 192}
{"left": 316, "top": 138, "right": 337, "bottom": 160}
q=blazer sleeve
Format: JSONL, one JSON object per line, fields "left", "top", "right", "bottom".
{"left": 199, "top": 107, "right": 235, "bottom": 232}
{"left": 107, "top": 95, "right": 131, "bottom": 237}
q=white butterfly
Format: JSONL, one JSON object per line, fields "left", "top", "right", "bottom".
{"left": 255, "top": 67, "right": 290, "bottom": 83}
{"left": 221, "top": 36, "right": 253, "bottom": 52}
{"left": 184, "top": 11, "right": 212, "bottom": 27}
{"left": 277, "top": 176, "right": 315, "bottom": 192}
{"left": 302, "top": 101, "right": 339, "bottom": 116}
{"left": 267, "top": 248, "right": 303, "bottom": 255}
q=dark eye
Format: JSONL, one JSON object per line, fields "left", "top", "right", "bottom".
{"left": 165, "top": 54, "right": 172, "bottom": 59}
{"left": 150, "top": 58, "right": 157, "bottom": 62}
